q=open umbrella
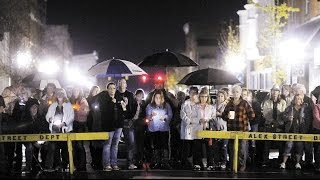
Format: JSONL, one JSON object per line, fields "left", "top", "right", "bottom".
{"left": 21, "top": 72, "right": 61, "bottom": 90}
{"left": 88, "top": 58, "right": 147, "bottom": 77}
{"left": 138, "top": 50, "right": 198, "bottom": 67}
{"left": 178, "top": 68, "right": 241, "bottom": 86}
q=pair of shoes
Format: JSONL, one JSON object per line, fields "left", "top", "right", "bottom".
{"left": 103, "top": 166, "right": 112, "bottom": 171}
{"left": 280, "top": 162, "right": 286, "bottom": 169}
{"left": 239, "top": 166, "right": 246, "bottom": 172}
{"left": 128, "top": 164, "right": 137, "bottom": 170}
{"left": 112, "top": 165, "right": 120, "bottom": 171}
{"left": 76, "top": 167, "right": 86, "bottom": 171}
{"left": 143, "top": 163, "right": 150, "bottom": 171}
{"left": 221, "top": 164, "right": 227, "bottom": 170}
{"left": 206, "top": 166, "right": 214, "bottom": 171}
{"left": 295, "top": 163, "right": 301, "bottom": 170}
{"left": 193, "top": 165, "right": 201, "bottom": 171}
{"left": 161, "top": 163, "right": 173, "bottom": 170}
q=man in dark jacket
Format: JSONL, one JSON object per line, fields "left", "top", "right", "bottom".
{"left": 99, "top": 82, "right": 127, "bottom": 171}
{"left": 115, "top": 78, "right": 136, "bottom": 169}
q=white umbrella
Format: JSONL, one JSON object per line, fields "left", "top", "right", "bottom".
{"left": 88, "top": 58, "right": 147, "bottom": 77}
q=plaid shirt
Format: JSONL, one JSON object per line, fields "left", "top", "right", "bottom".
{"left": 222, "top": 98, "right": 255, "bottom": 131}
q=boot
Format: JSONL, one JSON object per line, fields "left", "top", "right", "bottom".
{"left": 151, "top": 150, "right": 161, "bottom": 169}
{"left": 161, "top": 149, "right": 172, "bottom": 170}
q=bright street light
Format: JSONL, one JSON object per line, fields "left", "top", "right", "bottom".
{"left": 226, "top": 55, "right": 246, "bottom": 73}
{"left": 38, "top": 60, "right": 59, "bottom": 74}
{"left": 16, "top": 51, "right": 32, "bottom": 68}
{"left": 279, "top": 39, "right": 305, "bottom": 64}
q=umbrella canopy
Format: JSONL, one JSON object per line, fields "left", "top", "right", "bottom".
{"left": 178, "top": 68, "right": 241, "bottom": 86}
{"left": 22, "top": 72, "right": 59, "bottom": 83}
{"left": 21, "top": 72, "right": 61, "bottom": 90}
{"left": 138, "top": 51, "right": 199, "bottom": 67}
{"left": 88, "top": 58, "right": 147, "bottom": 77}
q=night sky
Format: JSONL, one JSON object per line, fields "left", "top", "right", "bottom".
{"left": 46, "top": 0, "right": 247, "bottom": 64}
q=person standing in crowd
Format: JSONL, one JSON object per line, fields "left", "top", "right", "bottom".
{"left": 70, "top": 86, "right": 89, "bottom": 171}
{"left": 222, "top": 85, "right": 255, "bottom": 172}
{"left": 146, "top": 89, "right": 173, "bottom": 169}
{"left": 180, "top": 87, "right": 201, "bottom": 170}
{"left": 294, "top": 83, "right": 314, "bottom": 168}
{"left": 145, "top": 78, "right": 178, "bottom": 166}
{"left": 132, "top": 89, "right": 147, "bottom": 169}
{"left": 115, "top": 78, "right": 136, "bottom": 170}
{"left": 44, "top": 88, "right": 74, "bottom": 172}
{"left": 312, "top": 86, "right": 320, "bottom": 173}
{"left": 261, "top": 85, "right": 287, "bottom": 167}
{"left": 26, "top": 97, "right": 50, "bottom": 171}
{"left": 212, "top": 90, "right": 228, "bottom": 170}
{"left": 280, "top": 95, "right": 308, "bottom": 170}
{"left": 196, "top": 87, "right": 216, "bottom": 170}
{"left": 10, "top": 87, "right": 30, "bottom": 173}
{"left": 281, "top": 85, "right": 294, "bottom": 108}
{"left": 86, "top": 85, "right": 102, "bottom": 170}
{"left": 242, "top": 89, "right": 262, "bottom": 166}
{"left": 100, "top": 82, "right": 127, "bottom": 171}
{"left": 39, "top": 83, "right": 56, "bottom": 116}
{"left": 172, "top": 91, "right": 186, "bottom": 168}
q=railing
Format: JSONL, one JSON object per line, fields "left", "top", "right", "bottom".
{"left": 0, "top": 132, "right": 109, "bottom": 175}
{"left": 198, "top": 131, "right": 320, "bottom": 173}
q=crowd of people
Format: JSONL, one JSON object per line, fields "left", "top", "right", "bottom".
{"left": 0, "top": 79, "right": 320, "bottom": 174}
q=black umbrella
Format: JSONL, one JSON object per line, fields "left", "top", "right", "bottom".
{"left": 21, "top": 72, "right": 61, "bottom": 90}
{"left": 138, "top": 50, "right": 199, "bottom": 67}
{"left": 177, "top": 68, "right": 241, "bottom": 86}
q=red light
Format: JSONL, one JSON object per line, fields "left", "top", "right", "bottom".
{"left": 141, "top": 75, "right": 147, "bottom": 83}
{"left": 157, "top": 76, "right": 162, "bottom": 81}
{"left": 145, "top": 118, "right": 150, "bottom": 123}
{"left": 142, "top": 76, "right": 147, "bottom": 81}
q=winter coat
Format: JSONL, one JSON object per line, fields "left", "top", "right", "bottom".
{"left": 262, "top": 98, "right": 286, "bottom": 132}
{"left": 98, "top": 91, "right": 126, "bottom": 132}
{"left": 180, "top": 99, "right": 202, "bottom": 140}
{"left": 46, "top": 102, "right": 74, "bottom": 133}
{"left": 283, "top": 105, "right": 308, "bottom": 134}
{"left": 313, "top": 103, "right": 320, "bottom": 130}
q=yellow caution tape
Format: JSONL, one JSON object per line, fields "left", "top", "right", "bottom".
{"left": 0, "top": 132, "right": 109, "bottom": 175}
{"left": 198, "top": 131, "right": 320, "bottom": 142}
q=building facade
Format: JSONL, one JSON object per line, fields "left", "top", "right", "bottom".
{"left": 0, "top": 0, "right": 47, "bottom": 91}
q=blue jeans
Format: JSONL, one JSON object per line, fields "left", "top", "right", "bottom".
{"left": 123, "top": 127, "right": 135, "bottom": 165}
{"left": 103, "top": 128, "right": 123, "bottom": 167}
